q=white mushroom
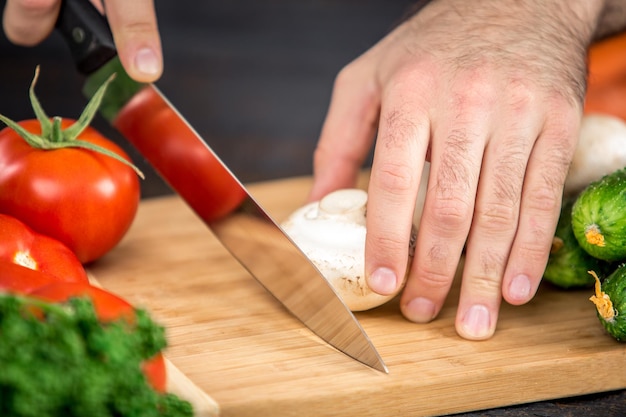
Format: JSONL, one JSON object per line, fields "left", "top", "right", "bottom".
{"left": 564, "top": 113, "right": 626, "bottom": 196}
{"left": 281, "top": 188, "right": 416, "bottom": 311}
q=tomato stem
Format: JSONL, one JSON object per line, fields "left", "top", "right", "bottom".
{"left": 51, "top": 117, "right": 64, "bottom": 143}
{"left": 30, "top": 66, "right": 53, "bottom": 139}
{"left": 0, "top": 66, "right": 144, "bottom": 179}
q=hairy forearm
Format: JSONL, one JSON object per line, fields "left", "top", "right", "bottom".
{"left": 406, "top": 0, "right": 626, "bottom": 41}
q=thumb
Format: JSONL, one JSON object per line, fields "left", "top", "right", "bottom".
{"left": 309, "top": 62, "right": 381, "bottom": 202}
{"left": 103, "top": 0, "right": 163, "bottom": 82}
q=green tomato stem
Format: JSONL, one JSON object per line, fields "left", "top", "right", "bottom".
{"left": 0, "top": 65, "right": 144, "bottom": 179}
{"left": 29, "top": 65, "right": 53, "bottom": 139}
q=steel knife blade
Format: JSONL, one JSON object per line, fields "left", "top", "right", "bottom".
{"left": 55, "top": 0, "right": 387, "bottom": 373}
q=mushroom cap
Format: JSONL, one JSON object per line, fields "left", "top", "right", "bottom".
{"left": 281, "top": 189, "right": 410, "bottom": 311}
{"left": 565, "top": 114, "right": 626, "bottom": 195}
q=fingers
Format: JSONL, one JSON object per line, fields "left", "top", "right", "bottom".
{"left": 500, "top": 107, "right": 580, "bottom": 306}
{"left": 453, "top": 82, "right": 543, "bottom": 340}
{"left": 399, "top": 72, "right": 490, "bottom": 328}
{"left": 394, "top": 69, "right": 579, "bottom": 340}
{"left": 309, "top": 58, "right": 380, "bottom": 202}
{"left": 103, "top": 0, "right": 162, "bottom": 82}
{"left": 455, "top": 100, "right": 577, "bottom": 340}
{"left": 2, "top": 0, "right": 162, "bottom": 83}
{"left": 3, "top": 0, "right": 61, "bottom": 46}
{"left": 364, "top": 65, "right": 432, "bottom": 298}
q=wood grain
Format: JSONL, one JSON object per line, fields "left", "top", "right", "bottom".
{"left": 165, "top": 358, "right": 220, "bottom": 417}
{"left": 88, "top": 173, "right": 626, "bottom": 417}
{"left": 87, "top": 277, "right": 220, "bottom": 416}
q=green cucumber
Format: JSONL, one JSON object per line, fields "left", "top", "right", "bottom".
{"left": 589, "top": 267, "right": 626, "bottom": 341}
{"left": 571, "top": 167, "right": 626, "bottom": 262}
{"left": 544, "top": 200, "right": 610, "bottom": 288}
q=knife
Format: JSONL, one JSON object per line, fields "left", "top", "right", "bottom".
{"left": 54, "top": 0, "right": 387, "bottom": 373}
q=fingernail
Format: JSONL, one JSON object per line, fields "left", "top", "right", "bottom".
{"left": 509, "top": 274, "right": 531, "bottom": 302}
{"left": 404, "top": 297, "right": 436, "bottom": 323}
{"left": 461, "top": 304, "right": 491, "bottom": 339}
{"left": 134, "top": 47, "right": 160, "bottom": 76}
{"left": 367, "top": 267, "right": 398, "bottom": 295}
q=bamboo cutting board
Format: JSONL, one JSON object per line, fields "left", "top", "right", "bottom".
{"left": 88, "top": 173, "right": 626, "bottom": 417}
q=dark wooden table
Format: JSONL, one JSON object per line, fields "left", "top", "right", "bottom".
{"left": 1, "top": 0, "right": 625, "bottom": 415}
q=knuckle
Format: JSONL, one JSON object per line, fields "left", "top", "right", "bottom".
{"left": 387, "top": 63, "right": 424, "bottom": 88}
{"left": 371, "top": 161, "right": 416, "bottom": 194}
{"left": 333, "top": 65, "right": 353, "bottom": 91}
{"left": 384, "top": 64, "right": 435, "bottom": 108}
{"left": 525, "top": 183, "right": 561, "bottom": 213}
{"left": 408, "top": 242, "right": 458, "bottom": 292}
{"left": 414, "top": 268, "right": 453, "bottom": 291}
{"left": 120, "top": 20, "right": 159, "bottom": 36}
{"left": 452, "top": 71, "right": 498, "bottom": 111}
{"left": 516, "top": 240, "right": 550, "bottom": 266}
{"left": 467, "top": 271, "right": 503, "bottom": 295}
{"left": 334, "top": 61, "right": 364, "bottom": 91}
{"left": 428, "top": 195, "right": 473, "bottom": 232}
{"left": 370, "top": 234, "right": 408, "bottom": 254}
{"left": 475, "top": 200, "right": 518, "bottom": 230}
{"left": 506, "top": 78, "right": 535, "bottom": 113}
{"left": 332, "top": 62, "right": 380, "bottom": 120}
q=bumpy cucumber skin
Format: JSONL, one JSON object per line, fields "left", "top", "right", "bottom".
{"left": 571, "top": 167, "right": 626, "bottom": 262}
{"left": 596, "top": 263, "right": 626, "bottom": 341}
{"left": 544, "top": 200, "right": 610, "bottom": 288}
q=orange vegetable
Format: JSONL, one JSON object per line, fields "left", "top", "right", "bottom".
{"left": 585, "top": 32, "right": 626, "bottom": 120}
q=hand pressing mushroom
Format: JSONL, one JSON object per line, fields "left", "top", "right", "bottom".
{"left": 281, "top": 188, "right": 416, "bottom": 311}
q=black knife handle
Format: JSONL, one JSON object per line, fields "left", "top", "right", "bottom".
{"left": 55, "top": 0, "right": 117, "bottom": 75}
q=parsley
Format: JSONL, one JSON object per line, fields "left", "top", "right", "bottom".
{"left": 0, "top": 293, "right": 193, "bottom": 417}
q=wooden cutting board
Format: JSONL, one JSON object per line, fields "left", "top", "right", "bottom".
{"left": 88, "top": 173, "right": 626, "bottom": 417}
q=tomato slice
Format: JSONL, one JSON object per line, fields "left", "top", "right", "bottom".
{"left": 0, "top": 214, "right": 88, "bottom": 284}
{"left": 0, "top": 261, "right": 57, "bottom": 294}
{"left": 31, "top": 282, "right": 167, "bottom": 392}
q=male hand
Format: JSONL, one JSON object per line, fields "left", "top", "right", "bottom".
{"left": 310, "top": 0, "right": 603, "bottom": 339}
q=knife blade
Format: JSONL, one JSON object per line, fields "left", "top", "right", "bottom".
{"left": 55, "top": 0, "right": 387, "bottom": 373}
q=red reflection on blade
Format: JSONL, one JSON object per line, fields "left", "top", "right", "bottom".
{"left": 113, "top": 86, "right": 246, "bottom": 222}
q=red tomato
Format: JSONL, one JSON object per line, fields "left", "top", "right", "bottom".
{"left": 0, "top": 213, "right": 88, "bottom": 284}
{"left": 0, "top": 119, "right": 140, "bottom": 263}
{"left": 0, "top": 261, "right": 57, "bottom": 294}
{"left": 31, "top": 282, "right": 167, "bottom": 392}
{"left": 115, "top": 86, "right": 246, "bottom": 222}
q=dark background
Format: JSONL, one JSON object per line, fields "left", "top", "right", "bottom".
{"left": 1, "top": 1, "right": 625, "bottom": 415}
{"left": 0, "top": 0, "right": 412, "bottom": 197}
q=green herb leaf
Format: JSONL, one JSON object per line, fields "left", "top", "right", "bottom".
{"left": 0, "top": 293, "right": 193, "bottom": 417}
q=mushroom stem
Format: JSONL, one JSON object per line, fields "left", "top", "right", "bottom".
{"left": 318, "top": 189, "right": 367, "bottom": 225}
